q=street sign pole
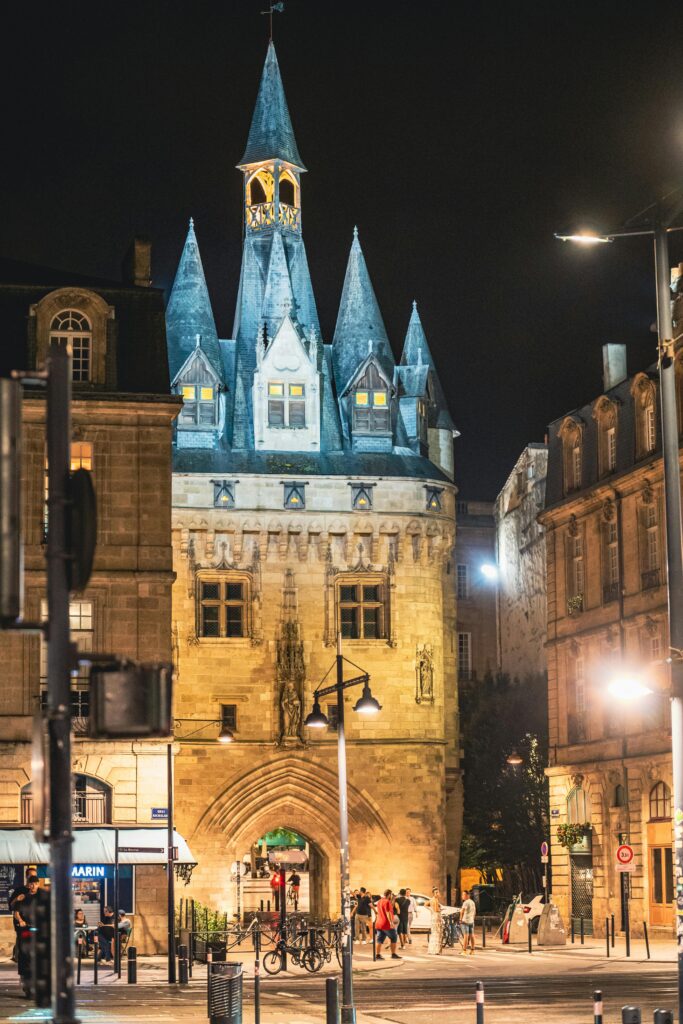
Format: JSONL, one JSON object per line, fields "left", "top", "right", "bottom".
{"left": 541, "top": 841, "right": 549, "bottom": 904}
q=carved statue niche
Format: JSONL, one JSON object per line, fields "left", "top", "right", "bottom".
{"left": 416, "top": 643, "right": 435, "bottom": 704}
{"left": 276, "top": 570, "right": 306, "bottom": 747}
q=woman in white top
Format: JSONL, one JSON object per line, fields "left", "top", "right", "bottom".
{"left": 427, "top": 887, "right": 443, "bottom": 955}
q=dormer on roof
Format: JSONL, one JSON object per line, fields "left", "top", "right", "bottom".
{"left": 252, "top": 315, "right": 321, "bottom": 453}
{"left": 172, "top": 335, "right": 226, "bottom": 449}
{"left": 341, "top": 352, "right": 394, "bottom": 454}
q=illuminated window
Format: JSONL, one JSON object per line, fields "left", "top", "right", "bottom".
{"left": 283, "top": 482, "right": 306, "bottom": 509}
{"left": 350, "top": 483, "right": 374, "bottom": 510}
{"left": 351, "top": 364, "right": 390, "bottom": 433}
{"left": 50, "top": 310, "right": 92, "bottom": 383}
{"left": 40, "top": 598, "right": 93, "bottom": 689}
{"left": 425, "top": 487, "right": 443, "bottom": 512}
{"left": 355, "top": 391, "right": 369, "bottom": 406}
{"left": 179, "top": 380, "right": 217, "bottom": 426}
{"left": 200, "top": 387, "right": 214, "bottom": 401}
{"left": 44, "top": 442, "right": 93, "bottom": 538}
{"left": 198, "top": 576, "right": 249, "bottom": 638}
{"left": 212, "top": 480, "right": 236, "bottom": 509}
{"left": 572, "top": 443, "right": 582, "bottom": 489}
{"left": 268, "top": 382, "right": 306, "bottom": 428}
{"left": 373, "top": 391, "right": 387, "bottom": 406}
{"left": 182, "top": 386, "right": 196, "bottom": 401}
{"left": 337, "top": 577, "right": 387, "bottom": 640}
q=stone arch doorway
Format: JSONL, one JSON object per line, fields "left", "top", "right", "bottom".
{"left": 241, "top": 824, "right": 328, "bottom": 920}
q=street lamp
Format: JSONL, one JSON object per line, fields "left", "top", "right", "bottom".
{"left": 305, "top": 634, "right": 380, "bottom": 1024}
{"left": 557, "top": 191, "right": 683, "bottom": 1017}
{"left": 481, "top": 562, "right": 499, "bottom": 582}
{"left": 607, "top": 675, "right": 654, "bottom": 701}
{"left": 506, "top": 748, "right": 523, "bottom": 767}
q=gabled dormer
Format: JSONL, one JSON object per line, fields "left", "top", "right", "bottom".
{"left": 342, "top": 354, "right": 394, "bottom": 454}
{"left": 172, "top": 336, "right": 225, "bottom": 449}
{"left": 252, "top": 314, "right": 320, "bottom": 452}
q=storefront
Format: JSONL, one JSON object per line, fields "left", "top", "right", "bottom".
{"left": 0, "top": 827, "right": 196, "bottom": 955}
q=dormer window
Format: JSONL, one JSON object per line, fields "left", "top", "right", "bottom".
{"left": 180, "top": 384, "right": 217, "bottom": 426}
{"left": 50, "top": 310, "right": 92, "bottom": 382}
{"left": 268, "top": 382, "right": 306, "bottom": 427}
{"left": 632, "top": 374, "right": 658, "bottom": 459}
{"left": 558, "top": 417, "right": 583, "bottom": 495}
{"left": 353, "top": 388, "right": 389, "bottom": 431}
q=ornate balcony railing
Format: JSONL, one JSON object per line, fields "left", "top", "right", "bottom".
{"left": 246, "top": 201, "right": 300, "bottom": 232}
{"left": 21, "top": 791, "right": 109, "bottom": 825}
{"left": 642, "top": 568, "right": 661, "bottom": 590}
{"left": 602, "top": 581, "right": 620, "bottom": 604}
{"left": 40, "top": 688, "right": 89, "bottom": 736}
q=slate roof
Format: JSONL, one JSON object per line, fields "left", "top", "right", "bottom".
{"left": 166, "top": 219, "right": 222, "bottom": 379}
{"left": 400, "top": 302, "right": 455, "bottom": 431}
{"left": 332, "top": 228, "right": 395, "bottom": 395}
{"left": 238, "top": 42, "right": 306, "bottom": 170}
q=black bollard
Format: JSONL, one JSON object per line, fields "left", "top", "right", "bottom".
{"left": 326, "top": 976, "right": 339, "bottom": 1024}
{"left": 253, "top": 927, "right": 261, "bottom": 1024}
{"left": 481, "top": 917, "right": 486, "bottom": 949}
{"left": 93, "top": 935, "right": 99, "bottom": 986}
{"left": 593, "top": 989, "right": 603, "bottom": 1024}
{"left": 621, "top": 1008, "right": 641, "bottom": 1024}
{"left": 77, "top": 938, "right": 83, "bottom": 985}
{"left": 206, "top": 948, "right": 213, "bottom": 1017}
{"left": 643, "top": 922, "right": 650, "bottom": 960}
{"left": 611, "top": 914, "right": 615, "bottom": 948}
{"left": 527, "top": 920, "right": 532, "bottom": 954}
{"left": 178, "top": 942, "right": 189, "bottom": 985}
{"left": 127, "top": 945, "right": 137, "bottom": 984}
{"left": 580, "top": 916, "right": 585, "bottom": 945}
{"left": 372, "top": 920, "right": 376, "bottom": 961}
{"left": 571, "top": 917, "right": 575, "bottom": 943}
{"left": 653, "top": 1011, "right": 674, "bottom": 1024}
{"left": 476, "top": 981, "right": 485, "bottom": 1024}
{"left": 605, "top": 919, "right": 610, "bottom": 958}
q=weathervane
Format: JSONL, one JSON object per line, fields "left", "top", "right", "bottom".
{"left": 261, "top": 1, "right": 284, "bottom": 41}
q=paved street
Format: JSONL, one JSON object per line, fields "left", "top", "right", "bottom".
{"left": 1, "top": 939, "right": 678, "bottom": 1023}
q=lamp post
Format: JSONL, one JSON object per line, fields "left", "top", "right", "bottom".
{"left": 558, "top": 200, "right": 683, "bottom": 1016}
{"left": 305, "top": 634, "right": 381, "bottom": 1024}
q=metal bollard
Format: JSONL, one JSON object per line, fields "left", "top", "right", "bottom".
{"left": 206, "top": 947, "right": 213, "bottom": 1016}
{"left": 481, "top": 917, "right": 486, "bottom": 949}
{"left": 476, "top": 981, "right": 485, "bottom": 1024}
{"left": 93, "top": 935, "right": 99, "bottom": 985}
{"left": 621, "top": 1008, "right": 641, "bottom": 1024}
{"left": 643, "top": 922, "right": 650, "bottom": 960}
{"left": 611, "top": 914, "right": 615, "bottom": 948}
{"left": 253, "top": 927, "right": 261, "bottom": 1024}
{"left": 178, "top": 942, "right": 189, "bottom": 985}
{"left": 527, "top": 920, "right": 532, "bottom": 954}
{"left": 605, "top": 919, "right": 610, "bottom": 958}
{"left": 77, "top": 938, "right": 83, "bottom": 985}
{"left": 326, "top": 976, "right": 339, "bottom": 1024}
{"left": 372, "top": 920, "right": 376, "bottom": 961}
{"left": 653, "top": 1011, "right": 674, "bottom": 1024}
{"left": 571, "top": 917, "right": 575, "bottom": 943}
{"left": 580, "top": 916, "right": 585, "bottom": 945}
{"left": 593, "top": 989, "right": 603, "bottom": 1024}
{"left": 127, "top": 945, "right": 137, "bottom": 984}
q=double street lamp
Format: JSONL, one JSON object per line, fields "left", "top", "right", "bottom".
{"left": 558, "top": 192, "right": 683, "bottom": 1017}
{"left": 305, "top": 634, "right": 381, "bottom": 1024}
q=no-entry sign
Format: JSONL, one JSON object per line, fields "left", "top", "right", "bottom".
{"left": 616, "top": 844, "right": 635, "bottom": 872}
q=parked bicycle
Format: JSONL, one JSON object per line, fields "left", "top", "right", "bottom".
{"left": 262, "top": 931, "right": 323, "bottom": 974}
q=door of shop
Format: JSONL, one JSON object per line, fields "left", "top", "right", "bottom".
{"left": 648, "top": 821, "right": 673, "bottom": 928}
{"left": 570, "top": 855, "right": 594, "bottom": 934}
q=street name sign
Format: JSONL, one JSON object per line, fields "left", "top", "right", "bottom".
{"left": 616, "top": 844, "right": 635, "bottom": 872}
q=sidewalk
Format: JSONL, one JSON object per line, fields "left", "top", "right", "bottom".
{"left": 487, "top": 933, "right": 674, "bottom": 964}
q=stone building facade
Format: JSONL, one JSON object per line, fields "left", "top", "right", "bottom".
{"left": 539, "top": 315, "right": 683, "bottom": 936}
{"left": 495, "top": 444, "right": 548, "bottom": 679}
{"left": 0, "top": 246, "right": 180, "bottom": 953}
{"left": 454, "top": 501, "right": 497, "bottom": 683}
{"left": 168, "top": 43, "right": 461, "bottom": 918}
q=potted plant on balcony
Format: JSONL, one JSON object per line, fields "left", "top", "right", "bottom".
{"left": 567, "top": 594, "right": 584, "bottom": 616}
{"left": 557, "top": 822, "right": 592, "bottom": 849}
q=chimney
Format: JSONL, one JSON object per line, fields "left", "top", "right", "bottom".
{"left": 122, "top": 237, "right": 152, "bottom": 287}
{"left": 602, "top": 343, "right": 627, "bottom": 391}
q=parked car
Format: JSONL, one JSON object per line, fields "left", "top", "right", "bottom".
{"left": 522, "top": 893, "right": 546, "bottom": 932}
{"left": 406, "top": 892, "right": 459, "bottom": 932}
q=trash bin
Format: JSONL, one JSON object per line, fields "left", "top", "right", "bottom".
{"left": 209, "top": 962, "right": 243, "bottom": 1024}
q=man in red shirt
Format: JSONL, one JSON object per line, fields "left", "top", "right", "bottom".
{"left": 374, "top": 889, "right": 401, "bottom": 960}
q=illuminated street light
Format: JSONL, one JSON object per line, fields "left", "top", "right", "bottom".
{"left": 304, "top": 696, "right": 329, "bottom": 729}
{"left": 506, "top": 748, "right": 523, "bottom": 767}
{"left": 607, "top": 675, "right": 654, "bottom": 701}
{"left": 353, "top": 682, "right": 381, "bottom": 714}
{"left": 554, "top": 231, "right": 612, "bottom": 244}
{"left": 481, "top": 562, "right": 499, "bottom": 581}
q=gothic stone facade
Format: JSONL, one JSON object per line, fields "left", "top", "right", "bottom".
{"left": 0, "top": 249, "right": 179, "bottom": 953}
{"left": 168, "top": 43, "right": 461, "bottom": 917}
{"left": 540, "top": 310, "right": 683, "bottom": 936}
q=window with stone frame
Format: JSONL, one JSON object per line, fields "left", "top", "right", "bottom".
{"left": 558, "top": 418, "right": 583, "bottom": 495}
{"left": 350, "top": 483, "right": 374, "bottom": 511}
{"left": 649, "top": 781, "right": 671, "bottom": 821}
{"left": 456, "top": 564, "right": 469, "bottom": 600}
{"left": 213, "top": 480, "right": 236, "bottom": 509}
{"left": 640, "top": 495, "right": 661, "bottom": 590}
{"left": 221, "top": 703, "right": 238, "bottom": 732}
{"left": 283, "top": 481, "right": 306, "bottom": 509}
{"left": 458, "top": 632, "right": 472, "bottom": 681}
{"left": 197, "top": 574, "right": 250, "bottom": 639}
{"left": 593, "top": 397, "right": 618, "bottom": 477}
{"left": 44, "top": 441, "right": 93, "bottom": 541}
{"left": 566, "top": 785, "right": 590, "bottom": 823}
{"left": 39, "top": 598, "right": 93, "bottom": 732}
{"left": 50, "top": 310, "right": 92, "bottom": 383}
{"left": 267, "top": 382, "right": 306, "bottom": 427}
{"left": 632, "top": 374, "right": 658, "bottom": 459}
{"left": 602, "top": 515, "right": 620, "bottom": 604}
{"left": 425, "top": 487, "right": 443, "bottom": 512}
{"left": 567, "top": 650, "right": 587, "bottom": 743}
{"left": 336, "top": 575, "right": 388, "bottom": 640}
{"left": 180, "top": 383, "right": 218, "bottom": 427}
{"left": 352, "top": 363, "right": 390, "bottom": 433}
{"left": 565, "top": 524, "right": 585, "bottom": 612}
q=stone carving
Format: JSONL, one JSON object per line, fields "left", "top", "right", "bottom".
{"left": 567, "top": 515, "right": 579, "bottom": 538}
{"left": 415, "top": 644, "right": 435, "bottom": 704}
{"left": 281, "top": 681, "right": 302, "bottom": 737}
{"left": 276, "top": 570, "right": 306, "bottom": 746}
{"left": 602, "top": 499, "right": 616, "bottom": 523}
{"left": 642, "top": 479, "right": 655, "bottom": 505}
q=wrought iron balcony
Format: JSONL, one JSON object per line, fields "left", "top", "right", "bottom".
{"left": 21, "top": 791, "right": 109, "bottom": 825}
{"left": 602, "top": 581, "right": 620, "bottom": 604}
{"left": 40, "top": 687, "right": 90, "bottom": 736}
{"left": 641, "top": 568, "right": 661, "bottom": 590}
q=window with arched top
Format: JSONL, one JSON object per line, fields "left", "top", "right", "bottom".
{"left": 593, "top": 397, "right": 618, "bottom": 477}
{"left": 279, "top": 177, "right": 295, "bottom": 206}
{"left": 21, "top": 773, "right": 111, "bottom": 825}
{"left": 640, "top": 494, "right": 661, "bottom": 590}
{"left": 558, "top": 417, "right": 583, "bottom": 495}
{"left": 649, "top": 781, "right": 671, "bottom": 821}
{"left": 50, "top": 310, "right": 92, "bottom": 382}
{"left": 614, "top": 784, "right": 626, "bottom": 808}
{"left": 567, "top": 786, "right": 590, "bottom": 823}
{"left": 632, "top": 374, "right": 658, "bottom": 459}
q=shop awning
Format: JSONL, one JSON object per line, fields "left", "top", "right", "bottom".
{"left": 0, "top": 828, "right": 196, "bottom": 866}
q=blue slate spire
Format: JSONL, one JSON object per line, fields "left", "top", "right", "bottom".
{"left": 401, "top": 300, "right": 434, "bottom": 368}
{"left": 238, "top": 42, "right": 305, "bottom": 170}
{"left": 261, "top": 229, "right": 295, "bottom": 326}
{"left": 400, "top": 300, "right": 455, "bottom": 430}
{"left": 166, "top": 219, "right": 222, "bottom": 379}
{"left": 332, "top": 227, "right": 394, "bottom": 395}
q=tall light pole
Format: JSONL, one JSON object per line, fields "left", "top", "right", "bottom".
{"left": 558, "top": 202, "right": 683, "bottom": 1017}
{"left": 305, "top": 634, "right": 381, "bottom": 1024}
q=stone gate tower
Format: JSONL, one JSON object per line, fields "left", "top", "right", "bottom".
{"left": 168, "top": 42, "right": 461, "bottom": 917}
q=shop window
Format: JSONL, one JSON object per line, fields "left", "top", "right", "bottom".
{"left": 197, "top": 575, "right": 250, "bottom": 638}
{"left": 425, "top": 487, "right": 443, "bottom": 512}
{"left": 458, "top": 632, "right": 472, "bottom": 681}
{"left": 337, "top": 576, "right": 387, "bottom": 640}
{"left": 213, "top": 480, "right": 236, "bottom": 509}
{"left": 649, "top": 781, "right": 671, "bottom": 821}
{"left": 50, "top": 310, "right": 92, "bottom": 383}
{"left": 283, "top": 482, "right": 306, "bottom": 509}
{"left": 350, "top": 483, "right": 374, "bottom": 510}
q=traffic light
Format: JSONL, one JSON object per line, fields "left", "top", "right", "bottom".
{"left": 31, "top": 887, "right": 51, "bottom": 1008}
{"left": 0, "top": 378, "right": 22, "bottom": 625}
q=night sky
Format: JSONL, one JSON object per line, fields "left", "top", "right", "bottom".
{"left": 3, "top": 1, "right": 683, "bottom": 499}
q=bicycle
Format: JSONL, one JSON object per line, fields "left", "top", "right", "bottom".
{"left": 262, "top": 933, "right": 323, "bottom": 975}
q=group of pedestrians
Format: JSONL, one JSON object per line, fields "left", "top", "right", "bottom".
{"left": 351, "top": 887, "right": 418, "bottom": 959}
{"left": 428, "top": 886, "right": 477, "bottom": 957}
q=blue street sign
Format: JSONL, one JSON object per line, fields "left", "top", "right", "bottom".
{"left": 151, "top": 807, "right": 168, "bottom": 820}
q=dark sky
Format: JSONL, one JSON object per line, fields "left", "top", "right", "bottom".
{"left": 3, "top": 1, "right": 683, "bottom": 499}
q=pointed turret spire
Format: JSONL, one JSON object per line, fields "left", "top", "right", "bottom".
{"left": 238, "top": 42, "right": 305, "bottom": 170}
{"left": 166, "top": 219, "right": 222, "bottom": 379}
{"left": 332, "top": 228, "right": 394, "bottom": 394}
{"left": 401, "top": 300, "right": 434, "bottom": 369}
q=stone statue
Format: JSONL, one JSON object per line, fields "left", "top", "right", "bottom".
{"left": 416, "top": 643, "right": 434, "bottom": 704}
{"left": 281, "top": 680, "right": 302, "bottom": 738}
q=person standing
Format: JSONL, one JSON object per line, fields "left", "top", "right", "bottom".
{"left": 374, "top": 889, "right": 401, "bottom": 960}
{"left": 427, "top": 886, "right": 443, "bottom": 955}
{"left": 405, "top": 888, "right": 417, "bottom": 945}
{"left": 270, "top": 867, "right": 282, "bottom": 912}
{"left": 354, "top": 888, "right": 373, "bottom": 944}
{"left": 13, "top": 876, "right": 40, "bottom": 996}
{"left": 395, "top": 889, "right": 410, "bottom": 950}
{"left": 460, "top": 889, "right": 476, "bottom": 956}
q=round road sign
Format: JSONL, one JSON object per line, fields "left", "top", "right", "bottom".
{"left": 616, "top": 844, "right": 634, "bottom": 866}
{"left": 541, "top": 841, "right": 549, "bottom": 857}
